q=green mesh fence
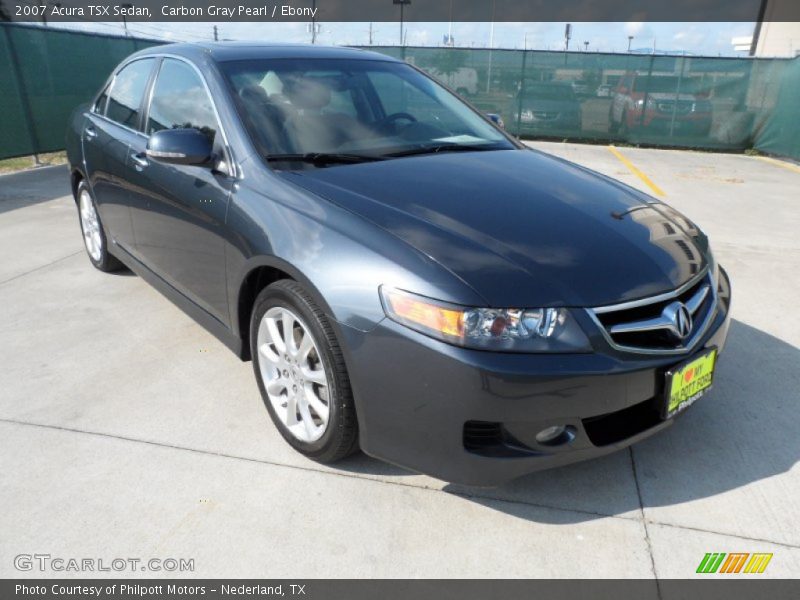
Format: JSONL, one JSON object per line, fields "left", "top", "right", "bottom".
{"left": 754, "top": 56, "right": 800, "bottom": 159}
{"left": 1, "top": 27, "right": 798, "bottom": 161}
{"left": 0, "top": 24, "right": 159, "bottom": 160}
{"left": 369, "top": 46, "right": 800, "bottom": 160}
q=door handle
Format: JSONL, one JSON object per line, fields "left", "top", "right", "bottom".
{"left": 131, "top": 153, "right": 148, "bottom": 170}
{"left": 85, "top": 126, "right": 97, "bottom": 140}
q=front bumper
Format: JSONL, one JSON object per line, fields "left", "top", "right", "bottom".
{"left": 340, "top": 268, "right": 732, "bottom": 486}
{"left": 517, "top": 117, "right": 581, "bottom": 135}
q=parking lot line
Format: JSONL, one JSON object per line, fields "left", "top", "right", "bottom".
{"left": 607, "top": 145, "right": 666, "bottom": 197}
{"left": 757, "top": 155, "right": 800, "bottom": 175}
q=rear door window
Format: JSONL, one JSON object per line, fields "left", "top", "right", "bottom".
{"left": 105, "top": 59, "right": 155, "bottom": 129}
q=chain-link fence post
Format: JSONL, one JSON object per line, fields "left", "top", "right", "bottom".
{"left": 668, "top": 56, "right": 688, "bottom": 138}
{"left": 514, "top": 49, "right": 528, "bottom": 137}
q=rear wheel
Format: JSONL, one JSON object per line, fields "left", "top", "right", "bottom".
{"left": 77, "top": 181, "right": 123, "bottom": 272}
{"left": 250, "top": 279, "right": 359, "bottom": 462}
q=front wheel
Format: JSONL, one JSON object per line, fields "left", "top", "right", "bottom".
{"left": 250, "top": 280, "right": 359, "bottom": 462}
{"left": 76, "top": 181, "right": 123, "bottom": 272}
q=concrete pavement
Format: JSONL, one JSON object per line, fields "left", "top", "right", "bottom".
{"left": 0, "top": 145, "right": 798, "bottom": 581}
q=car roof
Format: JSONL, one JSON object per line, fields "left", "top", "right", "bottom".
{"left": 133, "top": 42, "right": 401, "bottom": 63}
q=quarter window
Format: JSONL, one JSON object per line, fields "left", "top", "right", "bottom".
{"left": 105, "top": 59, "right": 154, "bottom": 129}
{"left": 147, "top": 59, "right": 219, "bottom": 145}
{"left": 94, "top": 83, "right": 110, "bottom": 115}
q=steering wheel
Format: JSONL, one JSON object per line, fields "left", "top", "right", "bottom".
{"left": 377, "top": 112, "right": 417, "bottom": 133}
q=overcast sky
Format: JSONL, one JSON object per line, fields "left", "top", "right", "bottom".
{"left": 48, "top": 21, "right": 757, "bottom": 56}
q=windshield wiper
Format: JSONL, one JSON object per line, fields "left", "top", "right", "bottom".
{"left": 383, "top": 143, "right": 504, "bottom": 158}
{"left": 265, "top": 152, "right": 384, "bottom": 166}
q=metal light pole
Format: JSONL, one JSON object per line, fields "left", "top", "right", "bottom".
{"left": 584, "top": 41, "right": 589, "bottom": 52}
{"left": 311, "top": 0, "right": 317, "bottom": 44}
{"left": 447, "top": 0, "right": 453, "bottom": 46}
{"left": 120, "top": 3, "right": 132, "bottom": 37}
{"left": 627, "top": 35, "right": 634, "bottom": 52}
{"left": 308, "top": 22, "right": 320, "bottom": 44}
{"left": 41, "top": 1, "right": 60, "bottom": 26}
{"left": 486, "top": 0, "right": 496, "bottom": 92}
{"left": 393, "top": 0, "right": 411, "bottom": 46}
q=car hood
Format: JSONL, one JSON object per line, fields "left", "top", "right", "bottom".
{"left": 281, "top": 149, "right": 707, "bottom": 307}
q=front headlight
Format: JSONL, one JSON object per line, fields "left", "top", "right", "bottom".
{"left": 380, "top": 287, "right": 591, "bottom": 353}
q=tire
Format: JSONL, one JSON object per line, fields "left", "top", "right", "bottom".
{"left": 250, "top": 279, "right": 359, "bottom": 463}
{"left": 76, "top": 180, "right": 123, "bottom": 272}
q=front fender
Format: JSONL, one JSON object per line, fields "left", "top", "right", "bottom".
{"left": 225, "top": 160, "right": 484, "bottom": 340}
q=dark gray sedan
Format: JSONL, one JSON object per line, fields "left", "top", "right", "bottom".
{"left": 66, "top": 43, "right": 731, "bottom": 486}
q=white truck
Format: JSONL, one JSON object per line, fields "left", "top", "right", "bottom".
{"left": 427, "top": 67, "right": 479, "bottom": 97}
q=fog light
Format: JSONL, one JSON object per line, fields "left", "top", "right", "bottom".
{"left": 535, "top": 425, "right": 565, "bottom": 444}
{"left": 535, "top": 425, "right": 576, "bottom": 446}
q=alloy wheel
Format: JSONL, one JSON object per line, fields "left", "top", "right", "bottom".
{"left": 79, "top": 189, "right": 103, "bottom": 262}
{"left": 256, "top": 306, "right": 331, "bottom": 443}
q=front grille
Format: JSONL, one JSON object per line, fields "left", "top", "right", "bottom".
{"left": 582, "top": 398, "right": 662, "bottom": 446}
{"left": 520, "top": 110, "right": 560, "bottom": 123}
{"left": 589, "top": 272, "right": 716, "bottom": 353}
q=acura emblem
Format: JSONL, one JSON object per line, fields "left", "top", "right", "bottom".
{"left": 663, "top": 301, "right": 693, "bottom": 340}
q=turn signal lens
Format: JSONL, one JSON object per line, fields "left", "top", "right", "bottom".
{"left": 380, "top": 287, "right": 592, "bottom": 353}
{"left": 380, "top": 287, "right": 464, "bottom": 339}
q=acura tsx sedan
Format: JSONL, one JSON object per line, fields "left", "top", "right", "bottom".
{"left": 66, "top": 43, "right": 731, "bottom": 486}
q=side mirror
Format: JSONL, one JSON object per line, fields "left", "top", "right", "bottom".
{"left": 487, "top": 113, "right": 505, "bottom": 129}
{"left": 146, "top": 128, "right": 213, "bottom": 166}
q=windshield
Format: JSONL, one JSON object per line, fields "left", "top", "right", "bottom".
{"left": 220, "top": 58, "right": 513, "bottom": 162}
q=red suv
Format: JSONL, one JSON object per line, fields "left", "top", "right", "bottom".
{"left": 610, "top": 72, "right": 712, "bottom": 137}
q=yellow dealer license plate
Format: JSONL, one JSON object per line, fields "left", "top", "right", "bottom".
{"left": 663, "top": 348, "right": 717, "bottom": 419}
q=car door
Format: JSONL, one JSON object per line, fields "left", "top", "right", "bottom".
{"left": 126, "top": 57, "right": 234, "bottom": 325}
{"left": 82, "top": 58, "right": 156, "bottom": 251}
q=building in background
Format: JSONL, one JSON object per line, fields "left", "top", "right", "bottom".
{"left": 750, "top": 0, "right": 800, "bottom": 57}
